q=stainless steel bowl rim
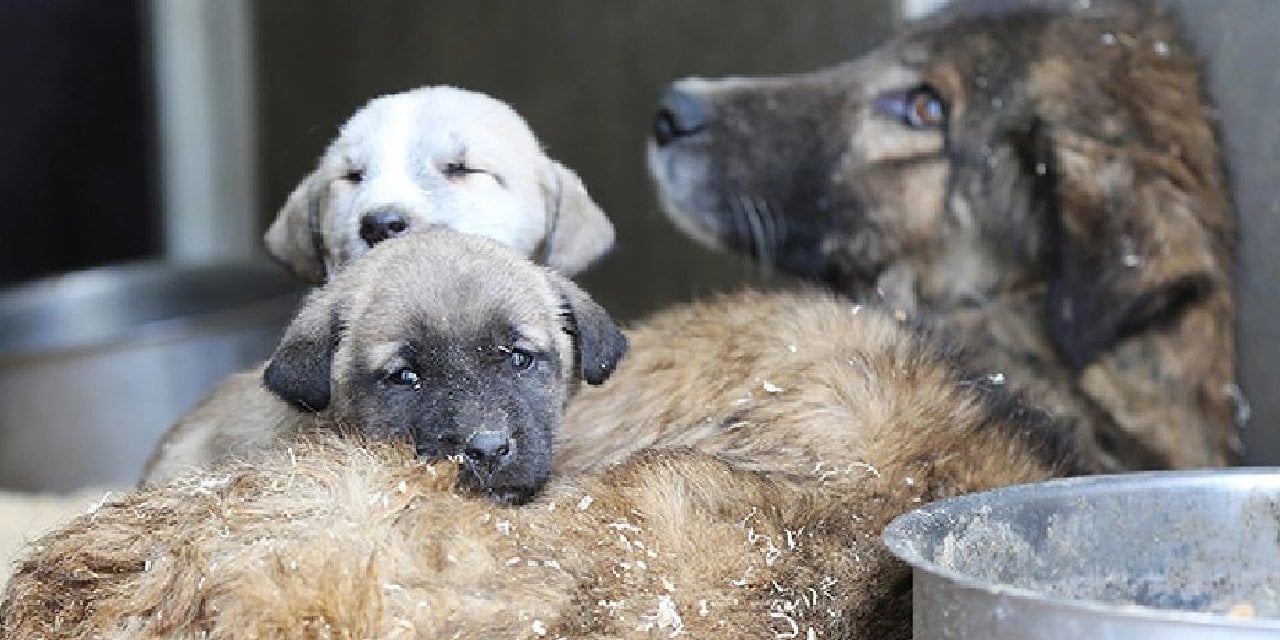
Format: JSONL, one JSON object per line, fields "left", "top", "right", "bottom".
{"left": 883, "top": 468, "right": 1280, "bottom": 629}
{"left": 0, "top": 258, "right": 304, "bottom": 360}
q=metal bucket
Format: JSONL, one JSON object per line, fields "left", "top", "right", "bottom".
{"left": 0, "top": 260, "right": 304, "bottom": 491}
{"left": 883, "top": 470, "right": 1280, "bottom": 639}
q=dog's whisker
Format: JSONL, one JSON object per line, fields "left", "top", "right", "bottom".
{"left": 726, "top": 194, "right": 751, "bottom": 261}
{"left": 754, "top": 196, "right": 781, "bottom": 268}
{"left": 743, "top": 195, "right": 768, "bottom": 266}
{"left": 738, "top": 193, "right": 769, "bottom": 266}
{"left": 762, "top": 197, "right": 783, "bottom": 262}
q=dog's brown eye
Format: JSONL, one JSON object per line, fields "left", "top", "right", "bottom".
{"left": 873, "top": 85, "right": 946, "bottom": 130}
{"left": 342, "top": 169, "right": 365, "bottom": 183}
{"left": 387, "top": 367, "right": 421, "bottom": 388}
{"left": 906, "top": 87, "right": 946, "bottom": 128}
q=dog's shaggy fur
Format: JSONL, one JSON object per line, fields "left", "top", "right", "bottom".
{"left": 266, "top": 85, "right": 615, "bottom": 283}
{"left": 648, "top": 0, "right": 1238, "bottom": 470}
{"left": 2, "top": 292, "right": 1082, "bottom": 639}
{"left": 140, "top": 230, "right": 627, "bottom": 501}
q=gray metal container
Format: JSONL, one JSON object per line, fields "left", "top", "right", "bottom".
{"left": 884, "top": 470, "right": 1280, "bottom": 639}
{"left": 0, "top": 261, "right": 304, "bottom": 492}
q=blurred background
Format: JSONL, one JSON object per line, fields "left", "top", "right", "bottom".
{"left": 0, "top": 0, "right": 1276, "bottom": 491}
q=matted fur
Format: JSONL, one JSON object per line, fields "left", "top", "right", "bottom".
{"left": 647, "top": 0, "right": 1237, "bottom": 470}
{"left": 2, "top": 293, "right": 1081, "bottom": 639}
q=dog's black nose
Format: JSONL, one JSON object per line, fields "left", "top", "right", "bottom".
{"left": 653, "top": 86, "right": 709, "bottom": 146}
{"left": 359, "top": 210, "right": 410, "bottom": 247}
{"left": 464, "top": 431, "right": 513, "bottom": 475}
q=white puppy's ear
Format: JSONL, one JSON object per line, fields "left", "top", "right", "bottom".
{"left": 264, "top": 170, "right": 329, "bottom": 284}
{"left": 540, "top": 161, "right": 615, "bottom": 276}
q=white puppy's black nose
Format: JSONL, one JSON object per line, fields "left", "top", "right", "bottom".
{"left": 653, "top": 85, "right": 709, "bottom": 146}
{"left": 359, "top": 209, "right": 410, "bottom": 247}
{"left": 464, "top": 431, "right": 513, "bottom": 476}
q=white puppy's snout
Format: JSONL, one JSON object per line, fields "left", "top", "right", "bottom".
{"left": 358, "top": 208, "right": 412, "bottom": 247}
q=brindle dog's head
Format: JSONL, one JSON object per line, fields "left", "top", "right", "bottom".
{"left": 262, "top": 229, "right": 628, "bottom": 503}
{"left": 648, "top": 1, "right": 1237, "bottom": 469}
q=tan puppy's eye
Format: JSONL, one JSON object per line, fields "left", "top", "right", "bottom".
{"left": 508, "top": 348, "right": 535, "bottom": 370}
{"left": 385, "top": 367, "right": 421, "bottom": 389}
{"left": 498, "top": 345, "right": 537, "bottom": 371}
{"left": 342, "top": 169, "right": 365, "bottom": 183}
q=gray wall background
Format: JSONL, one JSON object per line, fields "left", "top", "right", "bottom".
{"left": 253, "top": 1, "right": 898, "bottom": 320}
{"left": 252, "top": 1, "right": 1280, "bottom": 464}
{"left": 1162, "top": 0, "right": 1280, "bottom": 464}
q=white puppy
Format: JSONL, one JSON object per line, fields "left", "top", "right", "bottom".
{"left": 265, "top": 86, "right": 615, "bottom": 282}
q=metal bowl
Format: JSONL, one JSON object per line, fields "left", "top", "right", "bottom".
{"left": 0, "top": 260, "right": 305, "bottom": 491}
{"left": 884, "top": 469, "right": 1280, "bottom": 639}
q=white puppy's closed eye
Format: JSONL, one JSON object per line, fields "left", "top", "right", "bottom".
{"left": 263, "top": 85, "right": 615, "bottom": 284}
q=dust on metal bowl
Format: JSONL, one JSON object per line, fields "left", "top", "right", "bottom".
{"left": 0, "top": 260, "right": 305, "bottom": 492}
{"left": 883, "top": 469, "right": 1280, "bottom": 640}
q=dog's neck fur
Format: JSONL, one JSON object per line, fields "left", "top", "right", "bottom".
{"left": 878, "top": 264, "right": 1238, "bottom": 471}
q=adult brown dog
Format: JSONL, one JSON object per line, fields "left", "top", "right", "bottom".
{"left": 647, "top": 0, "right": 1238, "bottom": 470}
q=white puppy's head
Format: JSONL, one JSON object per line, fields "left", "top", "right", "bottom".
{"left": 265, "top": 86, "right": 615, "bottom": 283}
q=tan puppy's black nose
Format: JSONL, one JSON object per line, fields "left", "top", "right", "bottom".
{"left": 359, "top": 209, "right": 410, "bottom": 246}
{"left": 464, "top": 431, "right": 513, "bottom": 476}
{"left": 653, "top": 85, "right": 709, "bottom": 146}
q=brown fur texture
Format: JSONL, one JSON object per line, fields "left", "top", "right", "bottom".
{"left": 647, "top": 0, "right": 1237, "bottom": 470}
{"left": 2, "top": 292, "right": 1082, "bottom": 639}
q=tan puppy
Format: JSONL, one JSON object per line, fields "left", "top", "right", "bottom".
{"left": 140, "top": 229, "right": 627, "bottom": 503}
{"left": 266, "top": 85, "right": 615, "bottom": 282}
{"left": 2, "top": 292, "right": 1082, "bottom": 640}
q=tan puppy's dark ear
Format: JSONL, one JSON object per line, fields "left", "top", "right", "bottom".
{"left": 1037, "top": 111, "right": 1227, "bottom": 371}
{"left": 540, "top": 161, "right": 615, "bottom": 276}
{"left": 263, "top": 288, "right": 342, "bottom": 410}
{"left": 264, "top": 169, "right": 329, "bottom": 284}
{"left": 550, "top": 273, "right": 627, "bottom": 385}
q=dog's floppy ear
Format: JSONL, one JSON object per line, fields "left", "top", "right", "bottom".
{"left": 540, "top": 160, "right": 616, "bottom": 277}
{"left": 263, "top": 289, "right": 342, "bottom": 410}
{"left": 264, "top": 169, "right": 329, "bottom": 284}
{"left": 1036, "top": 120, "right": 1223, "bottom": 371}
{"left": 550, "top": 273, "right": 628, "bottom": 385}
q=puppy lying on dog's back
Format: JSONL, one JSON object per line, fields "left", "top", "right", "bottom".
{"left": 5, "top": 296, "right": 1082, "bottom": 640}
{"left": 266, "top": 85, "right": 615, "bottom": 283}
{"left": 141, "top": 229, "right": 628, "bottom": 502}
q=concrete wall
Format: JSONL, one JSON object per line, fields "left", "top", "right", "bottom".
{"left": 252, "top": 1, "right": 898, "bottom": 320}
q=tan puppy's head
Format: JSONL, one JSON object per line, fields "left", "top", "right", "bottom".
{"left": 265, "top": 86, "right": 615, "bottom": 284}
{"left": 261, "top": 228, "right": 628, "bottom": 504}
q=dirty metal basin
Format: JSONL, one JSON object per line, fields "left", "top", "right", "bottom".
{"left": 884, "top": 469, "right": 1280, "bottom": 639}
